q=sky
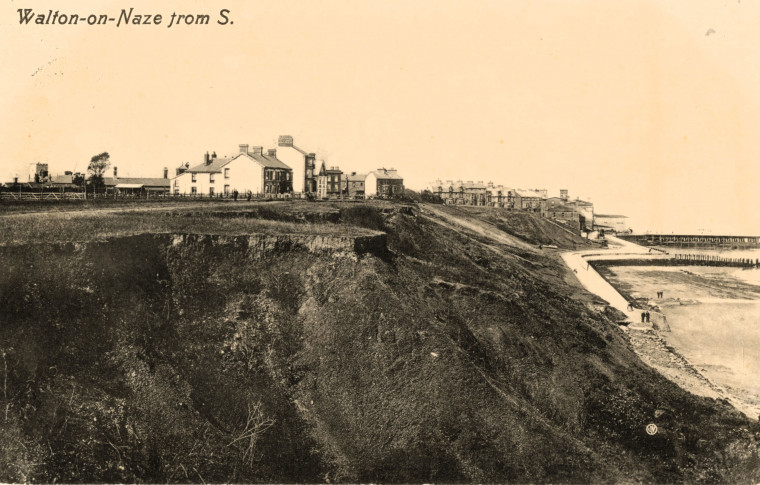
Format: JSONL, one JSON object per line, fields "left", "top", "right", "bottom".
{"left": 2, "top": 0, "right": 760, "bottom": 234}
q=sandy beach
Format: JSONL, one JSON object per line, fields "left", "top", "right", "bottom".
{"left": 601, "top": 264, "right": 760, "bottom": 419}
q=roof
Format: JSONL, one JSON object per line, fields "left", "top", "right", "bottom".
{"left": 51, "top": 175, "right": 74, "bottom": 184}
{"left": 369, "top": 169, "right": 403, "bottom": 180}
{"left": 249, "top": 152, "right": 292, "bottom": 170}
{"left": 104, "top": 177, "right": 170, "bottom": 188}
{"left": 547, "top": 204, "right": 577, "bottom": 212}
{"left": 345, "top": 172, "right": 368, "bottom": 182}
{"left": 115, "top": 183, "right": 144, "bottom": 189}
{"left": 514, "top": 189, "right": 544, "bottom": 198}
{"left": 185, "top": 157, "right": 232, "bottom": 173}
{"left": 595, "top": 214, "right": 628, "bottom": 219}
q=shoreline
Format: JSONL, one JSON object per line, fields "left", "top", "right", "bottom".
{"left": 563, "top": 238, "right": 760, "bottom": 420}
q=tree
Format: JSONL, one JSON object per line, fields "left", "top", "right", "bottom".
{"left": 87, "top": 152, "right": 110, "bottom": 188}
{"left": 72, "top": 173, "right": 85, "bottom": 188}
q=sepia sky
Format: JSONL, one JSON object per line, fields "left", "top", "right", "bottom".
{"left": 2, "top": 0, "right": 760, "bottom": 234}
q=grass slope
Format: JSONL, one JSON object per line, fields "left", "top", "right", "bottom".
{"left": 0, "top": 204, "right": 758, "bottom": 482}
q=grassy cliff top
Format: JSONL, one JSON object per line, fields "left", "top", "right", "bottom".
{"left": 0, "top": 202, "right": 387, "bottom": 244}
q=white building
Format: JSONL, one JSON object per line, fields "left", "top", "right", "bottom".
{"left": 173, "top": 145, "right": 293, "bottom": 196}
{"left": 276, "top": 135, "right": 317, "bottom": 195}
{"left": 595, "top": 214, "right": 629, "bottom": 233}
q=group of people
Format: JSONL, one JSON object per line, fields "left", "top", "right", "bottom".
{"left": 656, "top": 291, "right": 664, "bottom": 298}
{"left": 640, "top": 311, "right": 651, "bottom": 323}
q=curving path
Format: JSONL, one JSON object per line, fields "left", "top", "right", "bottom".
{"left": 561, "top": 235, "right": 667, "bottom": 327}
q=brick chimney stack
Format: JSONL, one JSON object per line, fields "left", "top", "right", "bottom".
{"left": 278, "top": 135, "right": 294, "bottom": 147}
{"left": 113, "top": 167, "right": 118, "bottom": 178}
{"left": 252, "top": 146, "right": 263, "bottom": 156}
{"left": 163, "top": 167, "right": 168, "bottom": 179}
{"left": 267, "top": 149, "right": 276, "bottom": 157}
{"left": 239, "top": 144, "right": 249, "bottom": 154}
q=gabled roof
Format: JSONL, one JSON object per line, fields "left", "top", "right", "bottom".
{"left": 369, "top": 169, "right": 403, "bottom": 180}
{"left": 249, "top": 152, "right": 292, "bottom": 170}
{"left": 345, "top": 172, "right": 368, "bottom": 182}
{"left": 514, "top": 189, "right": 544, "bottom": 198}
{"left": 51, "top": 175, "right": 74, "bottom": 184}
{"left": 185, "top": 157, "right": 232, "bottom": 173}
{"left": 595, "top": 214, "right": 628, "bottom": 219}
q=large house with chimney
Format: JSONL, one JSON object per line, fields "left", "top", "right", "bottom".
{"left": 343, "top": 172, "right": 368, "bottom": 199}
{"left": 172, "top": 145, "right": 292, "bottom": 196}
{"left": 316, "top": 162, "right": 343, "bottom": 199}
{"left": 365, "top": 168, "right": 404, "bottom": 198}
{"left": 276, "top": 135, "right": 317, "bottom": 196}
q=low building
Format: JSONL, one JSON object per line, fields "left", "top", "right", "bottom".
{"left": 173, "top": 145, "right": 293, "bottom": 196}
{"left": 104, "top": 176, "right": 170, "bottom": 196}
{"left": 50, "top": 174, "right": 81, "bottom": 190}
{"left": 316, "top": 162, "right": 343, "bottom": 199}
{"left": 366, "top": 168, "right": 404, "bottom": 198}
{"left": 594, "top": 214, "right": 629, "bottom": 233}
{"left": 571, "top": 199, "right": 595, "bottom": 230}
{"left": 544, "top": 203, "right": 585, "bottom": 231}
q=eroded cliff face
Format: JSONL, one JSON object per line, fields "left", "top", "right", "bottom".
{"left": 169, "top": 232, "right": 387, "bottom": 261}
{"left": 0, "top": 212, "right": 758, "bottom": 483}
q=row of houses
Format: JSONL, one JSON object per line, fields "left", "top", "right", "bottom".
{"left": 172, "top": 136, "right": 405, "bottom": 199}
{"left": 4, "top": 136, "right": 406, "bottom": 200}
{"left": 426, "top": 180, "right": 597, "bottom": 231}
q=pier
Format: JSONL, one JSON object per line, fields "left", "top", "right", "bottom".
{"left": 618, "top": 234, "right": 760, "bottom": 249}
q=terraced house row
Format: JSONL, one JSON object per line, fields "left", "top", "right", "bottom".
{"left": 173, "top": 135, "right": 404, "bottom": 199}
{"left": 427, "top": 180, "right": 596, "bottom": 231}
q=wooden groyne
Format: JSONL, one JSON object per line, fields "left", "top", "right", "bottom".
{"left": 591, "top": 254, "right": 759, "bottom": 269}
{"left": 618, "top": 234, "right": 760, "bottom": 249}
{"left": 671, "top": 253, "right": 759, "bottom": 268}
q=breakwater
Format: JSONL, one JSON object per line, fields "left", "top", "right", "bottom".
{"left": 591, "top": 253, "right": 759, "bottom": 269}
{"left": 619, "top": 234, "right": 760, "bottom": 248}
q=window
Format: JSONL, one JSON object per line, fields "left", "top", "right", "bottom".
{"left": 174, "top": 189, "right": 179, "bottom": 195}
{"left": 224, "top": 168, "right": 230, "bottom": 179}
{"left": 191, "top": 173, "right": 196, "bottom": 183}
{"left": 191, "top": 186, "right": 197, "bottom": 194}
{"left": 224, "top": 185, "right": 230, "bottom": 195}
{"left": 209, "top": 187, "right": 215, "bottom": 196}
{"left": 173, "top": 179, "right": 178, "bottom": 187}
{"left": 209, "top": 173, "right": 215, "bottom": 183}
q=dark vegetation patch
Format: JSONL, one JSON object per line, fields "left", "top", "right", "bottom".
{"left": 0, "top": 204, "right": 758, "bottom": 482}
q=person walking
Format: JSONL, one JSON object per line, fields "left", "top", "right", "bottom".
{"left": 641, "top": 312, "right": 646, "bottom": 323}
{"left": 645, "top": 311, "right": 651, "bottom": 323}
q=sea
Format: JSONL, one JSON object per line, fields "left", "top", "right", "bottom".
{"left": 602, "top": 248, "right": 760, "bottom": 416}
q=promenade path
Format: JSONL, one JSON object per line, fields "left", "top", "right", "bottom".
{"left": 563, "top": 236, "right": 760, "bottom": 418}
{"left": 561, "top": 235, "right": 668, "bottom": 327}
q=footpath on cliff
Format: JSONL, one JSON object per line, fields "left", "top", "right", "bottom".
{"left": 561, "top": 235, "right": 666, "bottom": 327}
